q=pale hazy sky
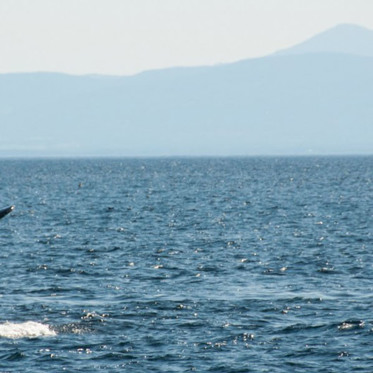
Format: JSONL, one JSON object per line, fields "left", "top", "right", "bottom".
{"left": 1, "top": 0, "right": 372, "bottom": 76}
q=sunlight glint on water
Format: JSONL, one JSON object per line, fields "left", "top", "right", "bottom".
{"left": 0, "top": 157, "right": 372, "bottom": 372}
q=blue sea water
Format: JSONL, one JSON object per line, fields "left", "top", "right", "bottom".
{"left": 0, "top": 156, "right": 372, "bottom": 372}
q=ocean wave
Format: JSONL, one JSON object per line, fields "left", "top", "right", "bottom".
{"left": 0, "top": 321, "right": 57, "bottom": 339}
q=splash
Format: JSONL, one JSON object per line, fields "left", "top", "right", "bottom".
{"left": 0, "top": 321, "right": 57, "bottom": 339}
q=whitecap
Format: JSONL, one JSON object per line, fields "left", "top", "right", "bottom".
{"left": 0, "top": 321, "right": 57, "bottom": 339}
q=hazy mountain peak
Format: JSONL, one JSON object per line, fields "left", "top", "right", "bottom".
{"left": 1, "top": 24, "right": 373, "bottom": 157}
{"left": 275, "top": 23, "right": 373, "bottom": 57}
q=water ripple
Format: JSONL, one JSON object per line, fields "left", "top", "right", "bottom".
{"left": 0, "top": 157, "right": 372, "bottom": 372}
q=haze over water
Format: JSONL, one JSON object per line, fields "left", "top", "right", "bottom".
{"left": 0, "top": 156, "right": 372, "bottom": 371}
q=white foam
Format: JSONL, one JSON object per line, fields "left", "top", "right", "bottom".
{"left": 0, "top": 321, "right": 57, "bottom": 339}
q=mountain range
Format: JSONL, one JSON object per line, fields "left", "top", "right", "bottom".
{"left": 1, "top": 23, "right": 372, "bottom": 157}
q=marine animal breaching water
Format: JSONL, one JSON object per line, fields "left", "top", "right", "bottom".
{"left": 0, "top": 321, "right": 56, "bottom": 339}
{"left": 0, "top": 205, "right": 14, "bottom": 220}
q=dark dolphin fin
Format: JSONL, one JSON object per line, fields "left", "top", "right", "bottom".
{"left": 0, "top": 205, "right": 14, "bottom": 220}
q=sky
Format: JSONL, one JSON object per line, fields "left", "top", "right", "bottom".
{"left": 0, "top": 0, "right": 373, "bottom": 76}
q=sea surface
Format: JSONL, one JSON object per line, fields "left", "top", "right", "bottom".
{"left": 0, "top": 156, "right": 372, "bottom": 372}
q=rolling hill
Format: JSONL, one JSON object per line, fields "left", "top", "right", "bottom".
{"left": 1, "top": 24, "right": 372, "bottom": 156}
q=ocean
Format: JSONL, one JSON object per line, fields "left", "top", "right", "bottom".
{"left": 0, "top": 156, "right": 372, "bottom": 372}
